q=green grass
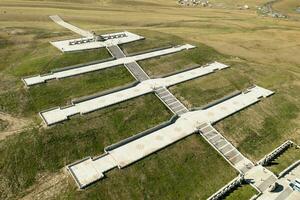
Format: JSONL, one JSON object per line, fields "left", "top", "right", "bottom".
{"left": 0, "top": 27, "right": 110, "bottom": 75}
{"left": 120, "top": 29, "right": 184, "bottom": 54}
{"left": 3, "top": 44, "right": 111, "bottom": 77}
{"left": 0, "top": 66, "right": 135, "bottom": 118}
{"left": 215, "top": 91, "right": 299, "bottom": 161}
{"left": 225, "top": 184, "right": 258, "bottom": 200}
{"left": 138, "top": 42, "right": 227, "bottom": 77}
{"left": 267, "top": 146, "right": 300, "bottom": 176}
{"left": 170, "top": 61, "right": 251, "bottom": 108}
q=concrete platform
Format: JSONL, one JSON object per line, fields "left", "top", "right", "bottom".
{"left": 68, "top": 154, "right": 117, "bottom": 188}
{"left": 255, "top": 164, "right": 300, "bottom": 200}
{"left": 40, "top": 62, "right": 228, "bottom": 126}
{"left": 67, "top": 85, "right": 274, "bottom": 188}
{"left": 22, "top": 44, "right": 195, "bottom": 86}
{"left": 51, "top": 31, "right": 144, "bottom": 52}
{"left": 49, "top": 15, "right": 144, "bottom": 52}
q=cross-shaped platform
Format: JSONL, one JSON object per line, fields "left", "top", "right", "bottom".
{"left": 21, "top": 16, "right": 275, "bottom": 192}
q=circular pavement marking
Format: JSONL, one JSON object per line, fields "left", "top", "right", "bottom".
{"left": 117, "top": 93, "right": 124, "bottom": 98}
{"left": 174, "top": 127, "right": 182, "bottom": 132}
{"left": 233, "top": 101, "right": 239, "bottom": 105}
{"left": 220, "top": 106, "right": 227, "bottom": 111}
{"left": 136, "top": 144, "right": 144, "bottom": 150}
{"left": 155, "top": 135, "right": 163, "bottom": 141}
{"left": 207, "top": 112, "right": 214, "bottom": 117}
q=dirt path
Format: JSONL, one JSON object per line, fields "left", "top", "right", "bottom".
{"left": 0, "top": 112, "right": 32, "bottom": 141}
{"left": 20, "top": 170, "right": 70, "bottom": 200}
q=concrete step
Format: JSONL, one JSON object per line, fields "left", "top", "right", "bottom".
{"left": 106, "top": 45, "right": 126, "bottom": 59}
{"left": 124, "top": 62, "right": 149, "bottom": 82}
{"left": 155, "top": 87, "right": 188, "bottom": 116}
{"left": 199, "top": 124, "right": 254, "bottom": 172}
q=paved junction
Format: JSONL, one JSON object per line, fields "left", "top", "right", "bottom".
{"left": 252, "top": 163, "right": 300, "bottom": 200}
{"left": 67, "top": 85, "right": 274, "bottom": 188}
{"left": 40, "top": 62, "right": 228, "bottom": 126}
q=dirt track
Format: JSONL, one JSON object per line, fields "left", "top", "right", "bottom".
{"left": 0, "top": 112, "right": 32, "bottom": 141}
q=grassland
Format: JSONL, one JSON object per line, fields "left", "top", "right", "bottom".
{"left": 225, "top": 184, "right": 258, "bottom": 200}
{"left": 272, "top": 0, "right": 300, "bottom": 19}
{"left": 0, "top": 0, "right": 299, "bottom": 199}
{"left": 0, "top": 119, "right": 9, "bottom": 131}
{"left": 267, "top": 146, "right": 300, "bottom": 175}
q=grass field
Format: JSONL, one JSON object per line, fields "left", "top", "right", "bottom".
{"left": 272, "top": 0, "right": 300, "bottom": 19}
{"left": 0, "top": 0, "right": 299, "bottom": 199}
{"left": 0, "top": 119, "right": 9, "bottom": 131}
{"left": 225, "top": 184, "right": 258, "bottom": 200}
{"left": 267, "top": 146, "right": 300, "bottom": 176}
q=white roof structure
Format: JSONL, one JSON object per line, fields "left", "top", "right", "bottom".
{"left": 67, "top": 85, "right": 274, "bottom": 188}
{"left": 49, "top": 15, "right": 144, "bottom": 52}
{"left": 22, "top": 44, "right": 195, "bottom": 86}
{"left": 40, "top": 62, "right": 229, "bottom": 126}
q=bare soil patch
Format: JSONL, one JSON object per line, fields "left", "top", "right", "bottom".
{"left": 0, "top": 112, "right": 32, "bottom": 141}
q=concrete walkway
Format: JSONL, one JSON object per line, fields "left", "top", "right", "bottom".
{"left": 50, "top": 15, "right": 94, "bottom": 37}
{"left": 67, "top": 85, "right": 274, "bottom": 189}
{"left": 40, "top": 62, "right": 228, "bottom": 126}
{"left": 106, "top": 45, "right": 126, "bottom": 59}
{"left": 124, "top": 62, "right": 150, "bottom": 81}
{"left": 22, "top": 44, "right": 195, "bottom": 86}
{"left": 106, "top": 44, "right": 150, "bottom": 81}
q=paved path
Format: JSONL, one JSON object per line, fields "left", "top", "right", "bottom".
{"left": 40, "top": 62, "right": 228, "bottom": 126}
{"left": 50, "top": 15, "right": 93, "bottom": 37}
{"left": 124, "top": 62, "right": 150, "bottom": 81}
{"left": 106, "top": 44, "right": 150, "bottom": 81}
{"left": 23, "top": 44, "right": 195, "bottom": 86}
{"left": 198, "top": 123, "right": 254, "bottom": 173}
{"left": 106, "top": 45, "right": 126, "bottom": 59}
{"left": 67, "top": 85, "right": 274, "bottom": 188}
{"left": 155, "top": 87, "right": 188, "bottom": 115}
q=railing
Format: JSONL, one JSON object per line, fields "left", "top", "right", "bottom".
{"left": 257, "top": 140, "right": 293, "bottom": 166}
{"left": 278, "top": 160, "right": 300, "bottom": 178}
{"left": 207, "top": 174, "right": 244, "bottom": 200}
